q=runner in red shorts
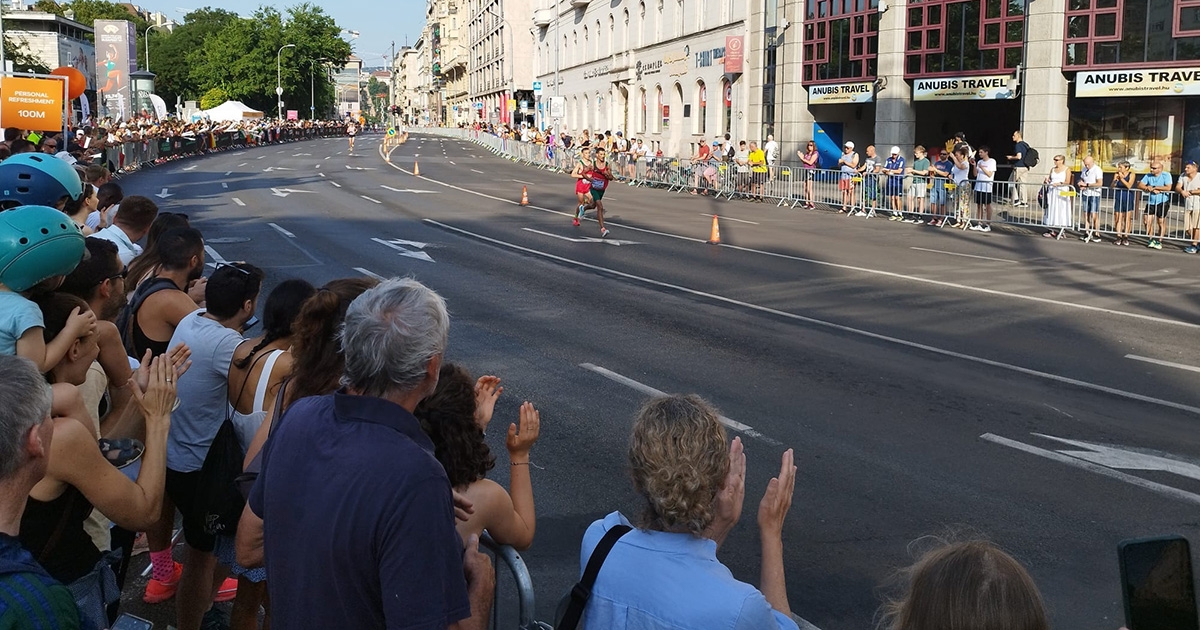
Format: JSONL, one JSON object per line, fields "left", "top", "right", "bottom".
{"left": 571, "top": 147, "right": 593, "bottom": 226}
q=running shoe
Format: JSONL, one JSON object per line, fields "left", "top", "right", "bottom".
{"left": 1185, "top": 245, "right": 1199, "bottom": 254}
{"left": 1149, "top": 239, "right": 1162, "bottom": 250}
{"left": 1122, "top": 238, "right": 1130, "bottom": 246}
{"left": 980, "top": 224, "right": 992, "bottom": 233}
{"left": 600, "top": 228, "right": 610, "bottom": 238}
{"left": 576, "top": 204, "right": 585, "bottom": 219}
{"left": 214, "top": 577, "right": 238, "bottom": 603}
{"left": 144, "top": 562, "right": 183, "bottom": 604}
{"left": 573, "top": 218, "right": 580, "bottom": 227}
{"left": 968, "top": 224, "right": 983, "bottom": 231}
{"left": 1090, "top": 235, "right": 1103, "bottom": 243}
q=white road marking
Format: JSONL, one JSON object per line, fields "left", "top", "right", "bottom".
{"left": 203, "top": 244, "right": 228, "bottom": 265}
{"left": 257, "top": 156, "right": 266, "bottom": 159}
{"left": 448, "top": 160, "right": 455, "bottom": 165}
{"left": 331, "top": 182, "right": 342, "bottom": 188}
{"left": 268, "top": 222, "right": 296, "bottom": 238}
{"left": 319, "top": 172, "right": 326, "bottom": 177}
{"left": 702, "top": 214, "right": 759, "bottom": 225}
{"left": 231, "top": 197, "right": 245, "bottom": 206}
{"left": 324, "top": 156, "right": 331, "bottom": 160}
{"left": 354, "top": 267, "right": 385, "bottom": 280}
{"left": 1126, "top": 355, "right": 1200, "bottom": 374}
{"left": 580, "top": 363, "right": 780, "bottom": 445}
{"left": 371, "top": 237, "right": 435, "bottom": 262}
{"left": 154, "top": 188, "right": 172, "bottom": 199}
{"left": 427, "top": 219, "right": 1200, "bottom": 416}
{"left": 224, "top": 171, "right": 232, "bottom": 176}
{"left": 270, "top": 187, "right": 315, "bottom": 197}
{"left": 981, "top": 433, "right": 1200, "bottom": 506}
{"left": 238, "top": 162, "right": 248, "bottom": 167}
{"left": 181, "top": 164, "right": 197, "bottom": 171}
{"left": 512, "top": 178, "right": 535, "bottom": 185}
{"left": 391, "top": 160, "right": 1199, "bottom": 330}
{"left": 361, "top": 195, "right": 382, "bottom": 204}
{"left": 471, "top": 168, "right": 485, "bottom": 174}
{"left": 221, "top": 182, "right": 228, "bottom": 189}
{"left": 522, "top": 228, "right": 638, "bottom": 246}
{"left": 1034, "top": 433, "right": 1200, "bottom": 482}
{"left": 910, "top": 247, "right": 1019, "bottom": 263}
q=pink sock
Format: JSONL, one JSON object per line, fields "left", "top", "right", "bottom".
{"left": 150, "top": 549, "right": 175, "bottom": 582}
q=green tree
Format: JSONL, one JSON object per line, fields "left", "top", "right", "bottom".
{"left": 199, "top": 86, "right": 228, "bottom": 109}
{"left": 2, "top": 34, "right": 52, "bottom": 74}
{"left": 145, "top": 8, "right": 239, "bottom": 106}
{"left": 32, "top": 0, "right": 149, "bottom": 49}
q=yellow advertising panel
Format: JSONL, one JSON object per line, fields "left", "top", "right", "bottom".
{"left": 0, "top": 76, "right": 65, "bottom": 131}
{"left": 1076, "top": 69, "right": 1200, "bottom": 98}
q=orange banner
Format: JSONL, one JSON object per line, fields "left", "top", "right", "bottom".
{"left": 0, "top": 77, "right": 64, "bottom": 132}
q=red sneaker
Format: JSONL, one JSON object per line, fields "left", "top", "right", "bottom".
{"left": 573, "top": 218, "right": 580, "bottom": 227}
{"left": 214, "top": 577, "right": 238, "bottom": 603}
{"left": 143, "top": 561, "right": 183, "bottom": 604}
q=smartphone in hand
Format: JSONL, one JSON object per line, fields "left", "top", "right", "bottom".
{"left": 1119, "top": 535, "right": 1199, "bottom": 630}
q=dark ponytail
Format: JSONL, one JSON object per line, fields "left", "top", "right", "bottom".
{"left": 233, "top": 279, "right": 315, "bottom": 370}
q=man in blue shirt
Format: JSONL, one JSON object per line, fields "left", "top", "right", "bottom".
{"left": 0, "top": 355, "right": 90, "bottom": 629}
{"left": 884, "top": 146, "right": 906, "bottom": 220}
{"left": 1138, "top": 161, "right": 1174, "bottom": 250}
{"left": 240, "top": 278, "right": 493, "bottom": 630}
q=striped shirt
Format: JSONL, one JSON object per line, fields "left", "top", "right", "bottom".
{"left": 0, "top": 533, "right": 87, "bottom": 629}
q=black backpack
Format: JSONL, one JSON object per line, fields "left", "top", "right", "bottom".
{"left": 114, "top": 277, "right": 179, "bottom": 358}
{"left": 1025, "top": 146, "right": 1040, "bottom": 167}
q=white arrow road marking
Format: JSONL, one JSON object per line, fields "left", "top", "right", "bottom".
{"left": 371, "top": 237, "right": 435, "bottom": 262}
{"left": 361, "top": 195, "right": 382, "bottom": 204}
{"left": 270, "top": 187, "right": 315, "bottom": 197}
{"left": 263, "top": 166, "right": 294, "bottom": 172}
{"left": 232, "top": 198, "right": 245, "bottom": 206}
{"left": 982, "top": 433, "right": 1200, "bottom": 506}
{"left": 1034, "top": 433, "right": 1200, "bottom": 481}
{"left": 268, "top": 223, "right": 295, "bottom": 238}
{"left": 330, "top": 182, "right": 341, "bottom": 188}
{"left": 1126, "top": 355, "right": 1200, "bottom": 374}
{"left": 354, "top": 267, "right": 385, "bottom": 280}
{"left": 522, "top": 228, "right": 639, "bottom": 246}
{"left": 155, "top": 188, "right": 172, "bottom": 198}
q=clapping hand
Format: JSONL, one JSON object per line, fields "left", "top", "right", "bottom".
{"left": 757, "top": 449, "right": 796, "bottom": 538}
{"left": 705, "top": 437, "right": 746, "bottom": 548}
{"left": 473, "top": 375, "right": 503, "bottom": 431}
{"left": 130, "top": 354, "right": 177, "bottom": 422}
{"left": 506, "top": 402, "right": 540, "bottom": 458}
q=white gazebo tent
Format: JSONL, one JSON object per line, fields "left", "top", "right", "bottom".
{"left": 202, "top": 101, "right": 265, "bottom": 122}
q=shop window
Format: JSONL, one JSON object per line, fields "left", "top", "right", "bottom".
{"left": 1178, "top": 1, "right": 1200, "bottom": 36}
{"left": 908, "top": 7, "right": 922, "bottom": 27}
{"left": 1068, "top": 97, "right": 1183, "bottom": 174}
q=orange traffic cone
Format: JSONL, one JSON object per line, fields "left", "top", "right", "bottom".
{"left": 707, "top": 214, "right": 721, "bottom": 244}
{"left": 413, "top": 160, "right": 420, "bottom": 176}
{"left": 520, "top": 186, "right": 529, "bottom": 206}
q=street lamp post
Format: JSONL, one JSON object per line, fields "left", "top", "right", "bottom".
{"left": 144, "top": 22, "right": 174, "bottom": 72}
{"left": 308, "top": 58, "right": 330, "bottom": 120}
{"left": 276, "top": 43, "right": 296, "bottom": 119}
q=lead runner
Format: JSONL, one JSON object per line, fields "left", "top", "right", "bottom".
{"left": 571, "top": 147, "right": 594, "bottom": 227}
{"left": 585, "top": 147, "right": 612, "bottom": 238}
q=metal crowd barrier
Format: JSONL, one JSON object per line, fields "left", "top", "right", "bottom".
{"left": 100, "top": 126, "right": 349, "bottom": 175}
{"left": 421, "top": 129, "right": 1199, "bottom": 247}
{"left": 479, "top": 532, "right": 552, "bottom": 630}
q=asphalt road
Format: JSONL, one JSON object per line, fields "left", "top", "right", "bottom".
{"left": 115, "top": 132, "right": 1200, "bottom": 629}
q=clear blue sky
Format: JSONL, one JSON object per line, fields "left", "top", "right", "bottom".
{"left": 143, "top": 0, "right": 426, "bottom": 68}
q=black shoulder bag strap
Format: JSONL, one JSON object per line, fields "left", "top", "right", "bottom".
{"left": 556, "top": 524, "right": 632, "bottom": 630}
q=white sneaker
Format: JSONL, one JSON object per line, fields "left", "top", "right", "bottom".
{"left": 600, "top": 228, "right": 610, "bottom": 238}
{"left": 968, "top": 224, "right": 983, "bottom": 231}
{"left": 980, "top": 224, "right": 991, "bottom": 233}
{"left": 854, "top": 210, "right": 867, "bottom": 217}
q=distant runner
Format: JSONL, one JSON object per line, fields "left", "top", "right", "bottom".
{"left": 572, "top": 147, "right": 594, "bottom": 226}
{"left": 584, "top": 147, "right": 612, "bottom": 238}
{"left": 347, "top": 120, "right": 359, "bottom": 153}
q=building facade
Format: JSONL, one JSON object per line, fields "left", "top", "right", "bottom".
{"left": 532, "top": 0, "right": 754, "bottom": 156}
{"left": 335, "top": 55, "right": 364, "bottom": 118}
{"left": 2, "top": 9, "right": 96, "bottom": 88}
{"left": 468, "top": 0, "right": 535, "bottom": 125}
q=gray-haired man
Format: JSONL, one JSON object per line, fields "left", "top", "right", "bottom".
{"left": 0, "top": 355, "right": 87, "bottom": 628}
{"left": 239, "top": 278, "right": 494, "bottom": 630}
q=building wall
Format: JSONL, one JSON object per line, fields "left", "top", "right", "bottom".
{"left": 468, "top": 0, "right": 534, "bottom": 125}
{"left": 533, "top": 0, "right": 753, "bottom": 153}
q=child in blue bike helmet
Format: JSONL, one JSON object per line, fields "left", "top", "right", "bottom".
{"left": 0, "top": 205, "right": 96, "bottom": 371}
{"left": 0, "top": 152, "right": 86, "bottom": 210}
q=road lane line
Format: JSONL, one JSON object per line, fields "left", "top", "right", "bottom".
{"left": 224, "top": 171, "right": 232, "bottom": 176}
{"left": 331, "top": 181, "right": 342, "bottom": 187}
{"left": 238, "top": 162, "right": 248, "bottom": 167}
{"left": 257, "top": 156, "right": 266, "bottom": 159}
{"left": 354, "top": 267, "right": 385, "bottom": 280}
{"left": 909, "top": 247, "right": 1019, "bottom": 263}
{"left": 702, "top": 213, "right": 759, "bottom": 225}
{"left": 361, "top": 195, "right": 382, "bottom": 204}
{"left": 203, "top": 244, "right": 228, "bottom": 265}
{"left": 388, "top": 158, "right": 1198, "bottom": 330}
{"left": 471, "top": 168, "right": 485, "bottom": 174}
{"left": 221, "top": 182, "right": 228, "bottom": 189}
{"left": 580, "top": 363, "right": 780, "bottom": 445}
{"left": 231, "top": 198, "right": 245, "bottom": 206}
{"left": 1126, "top": 355, "right": 1200, "bottom": 374}
{"left": 268, "top": 223, "right": 295, "bottom": 238}
{"left": 426, "top": 219, "right": 1200, "bottom": 416}
{"left": 512, "top": 178, "right": 535, "bottom": 185}
{"left": 449, "top": 160, "right": 455, "bottom": 165}
{"left": 319, "top": 172, "right": 326, "bottom": 177}
{"left": 981, "top": 433, "right": 1200, "bottom": 506}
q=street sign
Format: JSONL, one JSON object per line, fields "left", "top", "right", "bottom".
{"left": 275, "top": 86, "right": 283, "bottom": 96}
{"left": 519, "top": 100, "right": 528, "bottom": 109}
{"left": 507, "top": 98, "right": 516, "bottom": 110}
{"left": 533, "top": 81, "right": 543, "bottom": 95}
{"left": 387, "top": 127, "right": 396, "bottom": 136}
{"left": 550, "top": 96, "right": 565, "bottom": 118}
{"left": 474, "top": 101, "right": 483, "bottom": 109}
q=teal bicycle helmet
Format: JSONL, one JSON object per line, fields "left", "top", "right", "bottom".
{"left": 0, "top": 153, "right": 85, "bottom": 209}
{"left": 0, "top": 205, "right": 85, "bottom": 292}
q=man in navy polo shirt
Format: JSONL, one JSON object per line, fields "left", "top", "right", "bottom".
{"left": 239, "top": 278, "right": 494, "bottom": 629}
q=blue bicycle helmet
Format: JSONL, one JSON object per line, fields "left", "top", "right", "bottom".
{"left": 0, "top": 153, "right": 85, "bottom": 209}
{"left": 0, "top": 205, "right": 86, "bottom": 292}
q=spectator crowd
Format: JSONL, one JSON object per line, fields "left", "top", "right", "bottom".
{"left": 0, "top": 115, "right": 1091, "bottom": 630}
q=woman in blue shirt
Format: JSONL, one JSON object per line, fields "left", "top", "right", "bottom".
{"left": 579, "top": 395, "right": 799, "bottom": 630}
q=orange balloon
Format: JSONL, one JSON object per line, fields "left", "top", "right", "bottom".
{"left": 51, "top": 67, "right": 87, "bottom": 100}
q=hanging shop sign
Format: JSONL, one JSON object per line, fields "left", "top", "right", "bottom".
{"left": 912, "top": 74, "right": 1015, "bottom": 101}
{"left": 1075, "top": 68, "right": 1200, "bottom": 98}
{"left": 724, "top": 36, "right": 744, "bottom": 74}
{"left": 807, "top": 81, "right": 874, "bottom": 104}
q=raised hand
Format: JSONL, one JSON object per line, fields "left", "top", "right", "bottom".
{"left": 757, "top": 448, "right": 796, "bottom": 539}
{"left": 131, "top": 355, "right": 177, "bottom": 423}
{"left": 473, "top": 375, "right": 503, "bottom": 431}
{"left": 705, "top": 437, "right": 746, "bottom": 548}
{"left": 506, "top": 402, "right": 540, "bottom": 459}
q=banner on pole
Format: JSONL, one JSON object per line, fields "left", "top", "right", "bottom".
{"left": 94, "top": 20, "right": 136, "bottom": 119}
{"left": 286, "top": 110, "right": 298, "bottom": 120}
{"left": 0, "top": 76, "right": 66, "bottom": 131}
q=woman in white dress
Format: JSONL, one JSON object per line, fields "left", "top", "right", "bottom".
{"left": 1043, "top": 154, "right": 1072, "bottom": 238}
